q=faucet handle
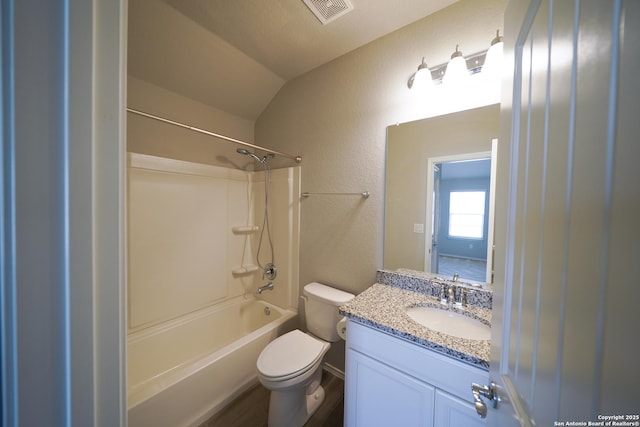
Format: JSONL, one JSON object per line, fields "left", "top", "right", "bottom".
{"left": 262, "top": 263, "right": 277, "bottom": 280}
{"left": 440, "top": 283, "right": 448, "bottom": 304}
{"left": 447, "top": 284, "right": 456, "bottom": 304}
{"left": 456, "top": 287, "right": 467, "bottom": 307}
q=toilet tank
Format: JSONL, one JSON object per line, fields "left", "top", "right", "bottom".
{"left": 303, "top": 282, "right": 354, "bottom": 342}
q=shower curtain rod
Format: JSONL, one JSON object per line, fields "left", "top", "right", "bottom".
{"left": 127, "top": 107, "right": 302, "bottom": 163}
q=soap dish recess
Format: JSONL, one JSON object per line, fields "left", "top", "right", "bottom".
{"left": 232, "top": 265, "right": 259, "bottom": 276}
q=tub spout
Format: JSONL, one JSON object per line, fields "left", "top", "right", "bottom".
{"left": 257, "top": 282, "right": 274, "bottom": 294}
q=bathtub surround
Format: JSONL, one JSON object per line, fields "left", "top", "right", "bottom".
{"left": 127, "top": 154, "right": 300, "bottom": 426}
{"left": 127, "top": 154, "right": 300, "bottom": 328}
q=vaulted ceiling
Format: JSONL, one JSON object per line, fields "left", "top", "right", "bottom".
{"left": 128, "top": 0, "right": 459, "bottom": 120}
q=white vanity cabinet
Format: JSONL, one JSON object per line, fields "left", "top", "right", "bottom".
{"left": 344, "top": 320, "right": 488, "bottom": 427}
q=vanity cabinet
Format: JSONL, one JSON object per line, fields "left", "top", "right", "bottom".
{"left": 345, "top": 320, "right": 487, "bottom": 427}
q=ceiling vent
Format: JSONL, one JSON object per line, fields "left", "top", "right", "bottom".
{"left": 303, "top": 0, "right": 354, "bottom": 25}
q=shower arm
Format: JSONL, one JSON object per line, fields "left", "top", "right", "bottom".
{"left": 127, "top": 108, "right": 302, "bottom": 163}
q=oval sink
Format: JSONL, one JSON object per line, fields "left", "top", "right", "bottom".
{"left": 405, "top": 306, "right": 491, "bottom": 340}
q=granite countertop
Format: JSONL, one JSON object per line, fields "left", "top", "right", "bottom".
{"left": 340, "top": 282, "right": 491, "bottom": 370}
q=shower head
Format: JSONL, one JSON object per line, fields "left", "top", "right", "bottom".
{"left": 236, "top": 148, "right": 265, "bottom": 164}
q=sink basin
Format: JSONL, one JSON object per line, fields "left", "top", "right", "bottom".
{"left": 405, "top": 306, "right": 491, "bottom": 340}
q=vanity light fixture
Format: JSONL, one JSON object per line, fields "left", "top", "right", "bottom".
{"left": 407, "top": 30, "right": 504, "bottom": 89}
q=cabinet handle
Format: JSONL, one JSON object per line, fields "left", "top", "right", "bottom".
{"left": 471, "top": 381, "right": 498, "bottom": 418}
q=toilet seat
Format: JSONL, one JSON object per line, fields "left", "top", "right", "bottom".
{"left": 257, "top": 330, "right": 328, "bottom": 382}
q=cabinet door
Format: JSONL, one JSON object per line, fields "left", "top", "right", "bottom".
{"left": 434, "top": 389, "right": 485, "bottom": 427}
{"left": 345, "top": 349, "right": 435, "bottom": 427}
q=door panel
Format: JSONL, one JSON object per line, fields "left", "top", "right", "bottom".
{"left": 345, "top": 349, "right": 435, "bottom": 426}
{"left": 600, "top": 1, "right": 640, "bottom": 413}
{"left": 531, "top": 0, "right": 573, "bottom": 417}
{"left": 490, "top": 0, "right": 640, "bottom": 425}
{"left": 435, "top": 390, "right": 485, "bottom": 427}
{"left": 558, "top": 1, "right": 613, "bottom": 418}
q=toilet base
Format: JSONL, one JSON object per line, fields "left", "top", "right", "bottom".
{"left": 267, "top": 367, "right": 325, "bottom": 427}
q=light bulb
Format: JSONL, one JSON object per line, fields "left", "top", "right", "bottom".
{"left": 442, "top": 46, "right": 470, "bottom": 86}
{"left": 410, "top": 58, "right": 434, "bottom": 92}
{"left": 482, "top": 31, "right": 504, "bottom": 80}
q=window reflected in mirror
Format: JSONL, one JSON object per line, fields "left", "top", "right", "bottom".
{"left": 431, "top": 159, "right": 491, "bottom": 283}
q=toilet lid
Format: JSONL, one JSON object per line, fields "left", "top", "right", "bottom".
{"left": 257, "top": 330, "right": 327, "bottom": 380}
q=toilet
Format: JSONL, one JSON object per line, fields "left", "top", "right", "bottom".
{"left": 256, "top": 282, "right": 354, "bottom": 427}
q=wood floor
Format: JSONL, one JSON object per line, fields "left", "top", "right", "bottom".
{"left": 437, "top": 254, "right": 487, "bottom": 283}
{"left": 200, "top": 370, "right": 344, "bottom": 427}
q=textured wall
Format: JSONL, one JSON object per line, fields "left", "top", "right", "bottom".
{"left": 256, "top": 0, "right": 507, "bottom": 297}
{"left": 127, "top": 76, "right": 255, "bottom": 168}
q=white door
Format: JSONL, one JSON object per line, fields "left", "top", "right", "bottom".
{"left": 484, "top": 0, "right": 640, "bottom": 425}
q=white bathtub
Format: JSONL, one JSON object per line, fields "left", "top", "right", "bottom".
{"left": 127, "top": 296, "right": 297, "bottom": 427}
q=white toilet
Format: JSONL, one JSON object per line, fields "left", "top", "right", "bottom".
{"left": 256, "top": 282, "right": 354, "bottom": 427}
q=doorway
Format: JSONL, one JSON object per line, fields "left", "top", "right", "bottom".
{"left": 425, "top": 141, "right": 497, "bottom": 283}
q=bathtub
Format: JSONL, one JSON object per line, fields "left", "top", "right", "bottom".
{"left": 127, "top": 296, "right": 298, "bottom": 427}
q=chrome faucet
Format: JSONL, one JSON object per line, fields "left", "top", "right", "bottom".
{"left": 257, "top": 282, "right": 274, "bottom": 294}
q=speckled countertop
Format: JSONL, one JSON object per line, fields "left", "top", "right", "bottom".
{"left": 340, "top": 280, "right": 491, "bottom": 370}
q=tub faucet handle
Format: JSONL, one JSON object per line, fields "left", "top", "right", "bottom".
{"left": 262, "top": 263, "right": 277, "bottom": 280}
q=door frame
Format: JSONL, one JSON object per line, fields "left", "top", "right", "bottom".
{"left": 424, "top": 140, "right": 497, "bottom": 283}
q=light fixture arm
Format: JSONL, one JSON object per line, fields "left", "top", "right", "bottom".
{"left": 490, "top": 29, "right": 503, "bottom": 46}
{"left": 450, "top": 44, "right": 463, "bottom": 59}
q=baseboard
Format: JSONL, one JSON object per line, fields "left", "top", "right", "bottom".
{"left": 323, "top": 363, "right": 345, "bottom": 380}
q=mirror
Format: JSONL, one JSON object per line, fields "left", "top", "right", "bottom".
{"left": 384, "top": 104, "right": 500, "bottom": 284}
